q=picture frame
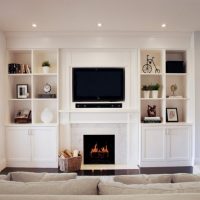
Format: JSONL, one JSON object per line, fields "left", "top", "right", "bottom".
{"left": 166, "top": 108, "right": 178, "bottom": 122}
{"left": 16, "top": 84, "right": 28, "bottom": 99}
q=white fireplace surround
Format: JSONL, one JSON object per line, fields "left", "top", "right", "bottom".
{"left": 59, "top": 111, "right": 139, "bottom": 169}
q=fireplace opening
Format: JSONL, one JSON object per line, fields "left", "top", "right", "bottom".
{"left": 83, "top": 135, "right": 115, "bottom": 164}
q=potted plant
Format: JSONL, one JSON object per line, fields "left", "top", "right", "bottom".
{"left": 42, "top": 61, "right": 50, "bottom": 73}
{"left": 142, "top": 85, "right": 150, "bottom": 98}
{"left": 150, "top": 83, "right": 160, "bottom": 98}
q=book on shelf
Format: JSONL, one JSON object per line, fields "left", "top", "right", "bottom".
{"left": 143, "top": 116, "right": 161, "bottom": 123}
{"left": 167, "top": 95, "right": 183, "bottom": 98}
{"left": 38, "top": 94, "right": 56, "bottom": 98}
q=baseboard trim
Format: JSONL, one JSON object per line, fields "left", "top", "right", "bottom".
{"left": 195, "top": 157, "right": 200, "bottom": 164}
{"left": 6, "top": 161, "right": 58, "bottom": 168}
{"left": 0, "top": 159, "right": 6, "bottom": 172}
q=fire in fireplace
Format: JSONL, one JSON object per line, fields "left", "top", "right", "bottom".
{"left": 83, "top": 135, "right": 115, "bottom": 164}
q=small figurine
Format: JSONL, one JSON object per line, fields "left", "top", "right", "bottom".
{"left": 170, "top": 84, "right": 177, "bottom": 96}
{"left": 147, "top": 105, "right": 156, "bottom": 117}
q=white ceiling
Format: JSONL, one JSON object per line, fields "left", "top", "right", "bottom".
{"left": 0, "top": 0, "right": 200, "bottom": 32}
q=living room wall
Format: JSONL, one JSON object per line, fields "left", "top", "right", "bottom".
{"left": 193, "top": 32, "right": 200, "bottom": 164}
{"left": 0, "top": 32, "right": 6, "bottom": 171}
{"left": 4, "top": 31, "right": 198, "bottom": 166}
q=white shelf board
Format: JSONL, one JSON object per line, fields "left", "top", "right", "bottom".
{"left": 141, "top": 122, "right": 164, "bottom": 126}
{"left": 166, "top": 97, "right": 189, "bottom": 100}
{"left": 8, "top": 74, "right": 32, "bottom": 76}
{"left": 165, "top": 122, "right": 192, "bottom": 126}
{"left": 33, "top": 73, "right": 57, "bottom": 76}
{"left": 141, "top": 122, "right": 192, "bottom": 126}
{"left": 33, "top": 98, "right": 58, "bottom": 101}
{"left": 69, "top": 121, "right": 128, "bottom": 124}
{"left": 166, "top": 73, "right": 187, "bottom": 76}
{"left": 5, "top": 123, "right": 58, "bottom": 127}
{"left": 141, "top": 98, "right": 163, "bottom": 100}
{"left": 8, "top": 98, "right": 31, "bottom": 101}
{"left": 140, "top": 73, "right": 163, "bottom": 76}
{"left": 31, "top": 123, "right": 58, "bottom": 126}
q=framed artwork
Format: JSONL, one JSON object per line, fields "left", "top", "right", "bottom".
{"left": 17, "top": 84, "right": 28, "bottom": 99}
{"left": 166, "top": 108, "right": 178, "bottom": 122}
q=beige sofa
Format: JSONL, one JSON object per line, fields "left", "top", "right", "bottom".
{"left": 1, "top": 172, "right": 200, "bottom": 199}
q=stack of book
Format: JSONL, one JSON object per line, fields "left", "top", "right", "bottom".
{"left": 143, "top": 116, "right": 161, "bottom": 123}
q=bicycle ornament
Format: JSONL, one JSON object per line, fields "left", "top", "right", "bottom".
{"left": 142, "top": 55, "right": 160, "bottom": 73}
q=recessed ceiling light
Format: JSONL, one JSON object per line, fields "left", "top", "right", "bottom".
{"left": 161, "top": 23, "right": 166, "bottom": 28}
{"left": 32, "top": 23, "right": 37, "bottom": 28}
{"left": 97, "top": 23, "right": 102, "bottom": 27}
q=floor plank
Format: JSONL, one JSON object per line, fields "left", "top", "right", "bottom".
{"left": 0, "top": 166, "right": 193, "bottom": 175}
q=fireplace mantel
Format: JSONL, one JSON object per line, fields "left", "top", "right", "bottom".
{"left": 59, "top": 109, "right": 139, "bottom": 124}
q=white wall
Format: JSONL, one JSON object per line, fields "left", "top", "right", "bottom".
{"left": 6, "top": 32, "right": 191, "bottom": 49}
{"left": 0, "top": 32, "right": 6, "bottom": 171}
{"left": 193, "top": 32, "right": 200, "bottom": 164}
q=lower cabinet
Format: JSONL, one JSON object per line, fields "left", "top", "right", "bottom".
{"left": 6, "top": 126, "right": 58, "bottom": 168}
{"left": 140, "top": 125, "right": 192, "bottom": 167}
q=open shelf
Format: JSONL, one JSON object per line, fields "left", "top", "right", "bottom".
{"left": 140, "top": 99, "right": 163, "bottom": 123}
{"left": 166, "top": 75, "right": 187, "bottom": 98}
{"left": 33, "top": 75, "right": 57, "bottom": 99}
{"left": 32, "top": 99, "right": 58, "bottom": 124}
{"left": 8, "top": 50, "right": 32, "bottom": 74}
{"left": 166, "top": 99, "right": 187, "bottom": 123}
{"left": 141, "top": 75, "right": 163, "bottom": 98}
{"left": 33, "top": 49, "right": 58, "bottom": 74}
{"left": 7, "top": 100, "right": 32, "bottom": 124}
{"left": 140, "top": 49, "right": 162, "bottom": 74}
{"left": 8, "top": 75, "right": 32, "bottom": 99}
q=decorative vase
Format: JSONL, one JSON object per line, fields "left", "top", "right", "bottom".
{"left": 41, "top": 108, "right": 53, "bottom": 123}
{"left": 42, "top": 66, "right": 49, "bottom": 73}
{"left": 151, "top": 90, "right": 159, "bottom": 98}
{"left": 143, "top": 90, "right": 150, "bottom": 98}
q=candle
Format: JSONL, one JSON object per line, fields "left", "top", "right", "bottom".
{"left": 73, "top": 149, "right": 79, "bottom": 157}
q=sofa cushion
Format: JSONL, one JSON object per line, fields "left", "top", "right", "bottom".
{"left": 98, "top": 181, "right": 200, "bottom": 195}
{"left": 0, "top": 178, "right": 100, "bottom": 195}
{"left": 40, "top": 173, "right": 77, "bottom": 182}
{"left": 172, "top": 173, "right": 200, "bottom": 183}
{"left": 98, "top": 181, "right": 177, "bottom": 195}
{"left": 113, "top": 174, "right": 172, "bottom": 184}
{"left": 0, "top": 175, "right": 10, "bottom": 181}
{"left": 10, "top": 172, "right": 77, "bottom": 182}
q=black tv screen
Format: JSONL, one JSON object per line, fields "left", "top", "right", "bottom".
{"left": 73, "top": 68, "right": 125, "bottom": 102}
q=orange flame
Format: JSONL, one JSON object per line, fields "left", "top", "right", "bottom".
{"left": 90, "top": 144, "right": 109, "bottom": 153}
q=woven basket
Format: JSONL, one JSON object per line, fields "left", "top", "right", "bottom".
{"left": 59, "top": 156, "right": 82, "bottom": 172}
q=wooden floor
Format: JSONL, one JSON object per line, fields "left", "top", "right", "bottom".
{"left": 0, "top": 166, "right": 193, "bottom": 175}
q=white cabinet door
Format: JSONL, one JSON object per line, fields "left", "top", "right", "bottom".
{"left": 141, "top": 127, "right": 165, "bottom": 161}
{"left": 31, "top": 128, "right": 57, "bottom": 163}
{"left": 166, "top": 126, "right": 191, "bottom": 161}
{"left": 6, "top": 128, "right": 31, "bottom": 163}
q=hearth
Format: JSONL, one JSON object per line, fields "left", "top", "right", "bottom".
{"left": 83, "top": 135, "right": 115, "bottom": 164}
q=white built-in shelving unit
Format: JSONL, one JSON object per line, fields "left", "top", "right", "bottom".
{"left": 139, "top": 49, "right": 192, "bottom": 167}
{"left": 5, "top": 49, "right": 59, "bottom": 168}
{"left": 6, "top": 49, "right": 59, "bottom": 125}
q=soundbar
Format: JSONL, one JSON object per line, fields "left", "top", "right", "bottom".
{"left": 76, "top": 103, "right": 122, "bottom": 108}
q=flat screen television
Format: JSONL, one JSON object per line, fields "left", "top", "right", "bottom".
{"left": 72, "top": 68, "right": 125, "bottom": 102}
